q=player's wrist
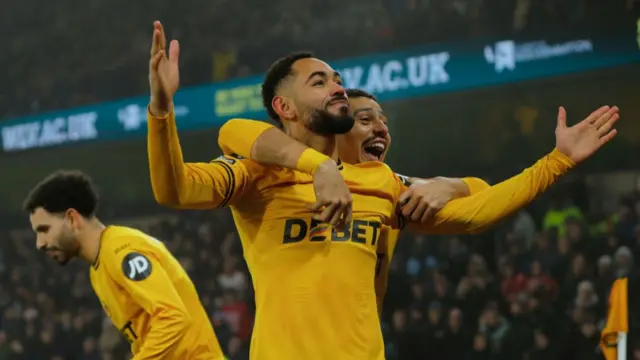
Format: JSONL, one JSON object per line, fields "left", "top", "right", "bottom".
{"left": 550, "top": 148, "right": 576, "bottom": 168}
{"left": 296, "top": 149, "right": 332, "bottom": 175}
{"left": 148, "top": 100, "right": 174, "bottom": 119}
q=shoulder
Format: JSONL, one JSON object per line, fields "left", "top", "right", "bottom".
{"left": 211, "top": 153, "right": 267, "bottom": 174}
{"left": 346, "top": 161, "right": 394, "bottom": 175}
{"left": 101, "top": 226, "right": 157, "bottom": 253}
{"left": 99, "top": 227, "right": 161, "bottom": 281}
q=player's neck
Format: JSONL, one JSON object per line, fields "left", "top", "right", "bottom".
{"left": 288, "top": 126, "right": 337, "bottom": 159}
{"left": 77, "top": 218, "right": 106, "bottom": 265}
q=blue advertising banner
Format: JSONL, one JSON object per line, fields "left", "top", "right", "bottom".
{"left": 2, "top": 33, "right": 639, "bottom": 152}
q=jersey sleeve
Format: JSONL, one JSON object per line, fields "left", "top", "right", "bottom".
{"left": 101, "top": 237, "right": 191, "bottom": 360}
{"left": 408, "top": 149, "right": 575, "bottom": 234}
{"left": 461, "top": 177, "right": 491, "bottom": 194}
{"left": 390, "top": 174, "right": 490, "bottom": 229}
{"left": 218, "top": 118, "right": 275, "bottom": 158}
{"left": 147, "top": 107, "right": 254, "bottom": 209}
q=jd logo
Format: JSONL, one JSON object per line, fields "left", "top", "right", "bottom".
{"left": 121, "top": 252, "right": 152, "bottom": 281}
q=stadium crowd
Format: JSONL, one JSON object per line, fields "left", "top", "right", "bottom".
{"left": 0, "top": 0, "right": 635, "bottom": 118}
{"left": 0, "top": 182, "right": 637, "bottom": 359}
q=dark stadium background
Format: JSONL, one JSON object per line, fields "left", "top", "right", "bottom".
{"left": 0, "top": 0, "right": 639, "bottom": 359}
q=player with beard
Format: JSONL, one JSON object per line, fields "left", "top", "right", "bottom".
{"left": 23, "top": 170, "right": 223, "bottom": 360}
{"left": 147, "top": 20, "right": 618, "bottom": 359}
{"left": 219, "top": 88, "right": 491, "bottom": 313}
{"left": 217, "top": 82, "right": 619, "bottom": 317}
{"left": 148, "top": 22, "right": 410, "bottom": 360}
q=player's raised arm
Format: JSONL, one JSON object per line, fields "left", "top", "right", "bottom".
{"left": 147, "top": 21, "right": 250, "bottom": 209}
{"left": 102, "top": 240, "right": 191, "bottom": 359}
{"left": 402, "top": 105, "right": 619, "bottom": 234}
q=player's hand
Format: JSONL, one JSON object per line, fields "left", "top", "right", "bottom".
{"left": 308, "top": 160, "right": 353, "bottom": 231}
{"left": 149, "top": 21, "right": 180, "bottom": 116}
{"left": 397, "top": 178, "right": 458, "bottom": 223}
{"left": 555, "top": 105, "right": 619, "bottom": 163}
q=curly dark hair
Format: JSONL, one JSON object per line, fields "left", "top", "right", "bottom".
{"left": 23, "top": 170, "right": 99, "bottom": 217}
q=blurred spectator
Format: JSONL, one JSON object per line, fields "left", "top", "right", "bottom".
{"left": 218, "top": 257, "right": 247, "bottom": 293}
{"left": 614, "top": 245, "right": 635, "bottom": 277}
{"left": 478, "top": 302, "right": 510, "bottom": 355}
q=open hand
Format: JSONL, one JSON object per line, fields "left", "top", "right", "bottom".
{"left": 555, "top": 105, "right": 619, "bottom": 163}
{"left": 149, "top": 21, "right": 180, "bottom": 116}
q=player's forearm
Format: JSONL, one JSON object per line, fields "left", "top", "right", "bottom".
{"left": 219, "top": 119, "right": 330, "bottom": 174}
{"left": 429, "top": 177, "right": 490, "bottom": 197}
{"left": 147, "top": 108, "right": 232, "bottom": 208}
{"left": 460, "top": 177, "right": 491, "bottom": 195}
{"left": 147, "top": 107, "right": 184, "bottom": 205}
{"left": 218, "top": 119, "right": 274, "bottom": 159}
{"left": 134, "top": 310, "right": 191, "bottom": 360}
{"left": 410, "top": 149, "right": 574, "bottom": 234}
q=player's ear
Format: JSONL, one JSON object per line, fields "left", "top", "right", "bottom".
{"left": 65, "top": 208, "right": 81, "bottom": 229}
{"left": 273, "top": 95, "right": 296, "bottom": 121}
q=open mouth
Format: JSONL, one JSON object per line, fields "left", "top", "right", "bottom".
{"left": 362, "top": 139, "right": 387, "bottom": 161}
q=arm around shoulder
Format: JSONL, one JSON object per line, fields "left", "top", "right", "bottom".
{"left": 408, "top": 149, "right": 574, "bottom": 234}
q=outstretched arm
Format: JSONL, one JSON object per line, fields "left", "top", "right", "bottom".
{"left": 403, "top": 105, "right": 619, "bottom": 234}
{"left": 404, "top": 149, "right": 574, "bottom": 234}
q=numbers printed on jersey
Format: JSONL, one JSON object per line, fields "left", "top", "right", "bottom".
{"left": 121, "top": 252, "right": 153, "bottom": 281}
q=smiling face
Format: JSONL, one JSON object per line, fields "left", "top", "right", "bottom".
{"left": 29, "top": 207, "right": 80, "bottom": 265}
{"left": 336, "top": 95, "right": 391, "bottom": 164}
{"left": 273, "top": 57, "right": 354, "bottom": 135}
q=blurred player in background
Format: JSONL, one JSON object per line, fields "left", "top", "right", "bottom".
{"left": 23, "top": 170, "right": 224, "bottom": 360}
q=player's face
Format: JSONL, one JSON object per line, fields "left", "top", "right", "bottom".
{"left": 336, "top": 96, "right": 391, "bottom": 164}
{"left": 29, "top": 208, "right": 80, "bottom": 265}
{"left": 288, "top": 58, "right": 354, "bottom": 135}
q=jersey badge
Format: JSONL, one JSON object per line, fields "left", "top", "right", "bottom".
{"left": 121, "top": 252, "right": 152, "bottom": 281}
